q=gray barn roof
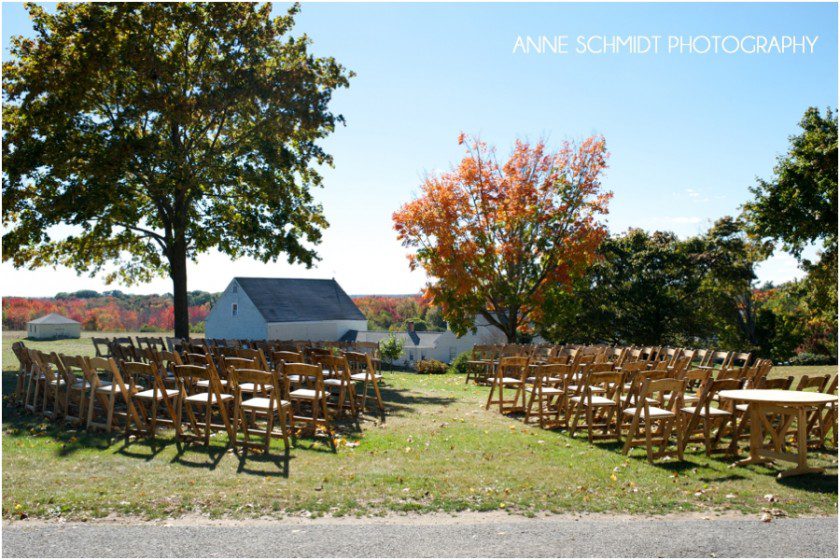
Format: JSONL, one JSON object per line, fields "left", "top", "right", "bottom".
{"left": 28, "top": 313, "right": 80, "bottom": 325}
{"left": 340, "top": 329, "right": 446, "bottom": 348}
{"left": 235, "top": 277, "right": 366, "bottom": 323}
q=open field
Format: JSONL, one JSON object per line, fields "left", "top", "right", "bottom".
{"left": 2, "top": 332, "right": 837, "bottom": 521}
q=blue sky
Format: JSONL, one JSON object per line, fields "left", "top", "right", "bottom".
{"left": 2, "top": 2, "right": 837, "bottom": 296}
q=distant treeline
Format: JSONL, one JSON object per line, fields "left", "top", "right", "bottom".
{"left": 3, "top": 290, "right": 216, "bottom": 333}
{"left": 2, "top": 290, "right": 445, "bottom": 335}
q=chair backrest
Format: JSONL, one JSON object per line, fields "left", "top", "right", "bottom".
{"left": 531, "top": 363, "right": 566, "bottom": 390}
{"left": 173, "top": 363, "right": 223, "bottom": 397}
{"left": 694, "top": 348, "right": 713, "bottom": 367}
{"left": 91, "top": 337, "right": 111, "bottom": 357}
{"left": 316, "top": 354, "right": 352, "bottom": 380}
{"left": 710, "top": 351, "right": 733, "bottom": 368}
{"left": 221, "top": 356, "right": 259, "bottom": 372}
{"left": 640, "top": 377, "right": 685, "bottom": 411}
{"left": 280, "top": 361, "right": 325, "bottom": 394}
{"left": 271, "top": 350, "right": 303, "bottom": 367}
{"left": 88, "top": 356, "right": 133, "bottom": 393}
{"left": 584, "top": 370, "right": 624, "bottom": 402}
{"left": 59, "top": 354, "right": 89, "bottom": 384}
{"left": 235, "top": 348, "right": 269, "bottom": 370}
{"left": 184, "top": 352, "right": 210, "bottom": 366}
{"left": 497, "top": 356, "right": 529, "bottom": 379}
{"left": 759, "top": 376, "right": 794, "bottom": 390}
{"left": 229, "top": 367, "right": 281, "bottom": 399}
{"left": 121, "top": 361, "right": 157, "bottom": 392}
{"left": 681, "top": 368, "right": 712, "bottom": 388}
{"left": 730, "top": 352, "right": 752, "bottom": 369}
{"left": 12, "top": 341, "right": 33, "bottom": 371}
{"left": 346, "top": 351, "right": 377, "bottom": 376}
{"left": 796, "top": 374, "right": 831, "bottom": 393}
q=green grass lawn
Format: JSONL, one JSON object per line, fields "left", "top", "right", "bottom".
{"left": 2, "top": 332, "right": 837, "bottom": 521}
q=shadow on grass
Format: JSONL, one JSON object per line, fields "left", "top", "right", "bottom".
{"left": 776, "top": 471, "right": 838, "bottom": 494}
{"left": 117, "top": 435, "right": 175, "bottom": 461}
{"left": 171, "top": 440, "right": 227, "bottom": 470}
{"left": 378, "top": 384, "right": 458, "bottom": 417}
{"left": 235, "top": 448, "right": 290, "bottom": 477}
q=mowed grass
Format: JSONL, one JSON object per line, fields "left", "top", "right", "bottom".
{"left": 2, "top": 332, "right": 837, "bottom": 521}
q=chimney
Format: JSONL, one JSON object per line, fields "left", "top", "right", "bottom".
{"left": 406, "top": 321, "right": 414, "bottom": 333}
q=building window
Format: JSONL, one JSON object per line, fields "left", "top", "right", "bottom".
{"left": 449, "top": 347, "right": 456, "bottom": 360}
{"left": 408, "top": 350, "right": 414, "bottom": 361}
{"left": 232, "top": 303, "right": 238, "bottom": 317}
{"left": 232, "top": 284, "right": 238, "bottom": 294}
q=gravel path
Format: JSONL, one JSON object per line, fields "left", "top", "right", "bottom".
{"left": 3, "top": 515, "right": 837, "bottom": 557}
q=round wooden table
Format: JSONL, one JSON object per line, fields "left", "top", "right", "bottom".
{"left": 719, "top": 389, "right": 838, "bottom": 478}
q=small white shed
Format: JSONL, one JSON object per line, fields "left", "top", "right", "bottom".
{"left": 27, "top": 313, "right": 81, "bottom": 340}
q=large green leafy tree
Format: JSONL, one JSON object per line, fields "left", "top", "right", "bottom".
{"left": 743, "top": 107, "right": 838, "bottom": 353}
{"left": 540, "top": 218, "right": 768, "bottom": 348}
{"left": 3, "top": 3, "right": 351, "bottom": 337}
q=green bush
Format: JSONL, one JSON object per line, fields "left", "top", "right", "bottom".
{"left": 450, "top": 351, "right": 472, "bottom": 374}
{"left": 416, "top": 359, "right": 448, "bottom": 374}
{"left": 788, "top": 353, "right": 837, "bottom": 366}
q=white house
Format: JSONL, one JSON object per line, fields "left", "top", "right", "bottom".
{"left": 205, "top": 277, "right": 368, "bottom": 341}
{"left": 27, "top": 313, "right": 81, "bottom": 340}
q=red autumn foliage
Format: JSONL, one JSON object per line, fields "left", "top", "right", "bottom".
{"left": 2, "top": 295, "right": 210, "bottom": 332}
{"left": 393, "top": 133, "right": 611, "bottom": 341}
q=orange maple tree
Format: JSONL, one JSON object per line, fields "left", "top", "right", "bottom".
{"left": 393, "top": 134, "right": 612, "bottom": 341}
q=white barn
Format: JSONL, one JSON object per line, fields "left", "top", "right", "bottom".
{"left": 27, "top": 313, "right": 81, "bottom": 340}
{"left": 205, "top": 277, "right": 368, "bottom": 341}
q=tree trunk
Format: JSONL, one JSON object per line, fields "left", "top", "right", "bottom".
{"left": 169, "top": 241, "right": 190, "bottom": 339}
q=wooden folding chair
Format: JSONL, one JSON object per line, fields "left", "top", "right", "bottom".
{"left": 12, "top": 342, "right": 34, "bottom": 405}
{"left": 622, "top": 377, "right": 685, "bottom": 462}
{"left": 91, "top": 337, "right": 111, "bottom": 357}
{"left": 229, "top": 367, "right": 292, "bottom": 457}
{"left": 485, "top": 356, "right": 529, "bottom": 414}
{"left": 569, "top": 369, "right": 625, "bottom": 442}
{"left": 346, "top": 351, "right": 385, "bottom": 418}
{"left": 524, "top": 364, "right": 566, "bottom": 428}
{"left": 37, "top": 352, "right": 68, "bottom": 420}
{"left": 285, "top": 361, "right": 335, "bottom": 448}
{"left": 24, "top": 349, "right": 48, "bottom": 414}
{"left": 171, "top": 363, "right": 235, "bottom": 447}
{"left": 792, "top": 374, "right": 832, "bottom": 448}
{"left": 125, "top": 361, "right": 179, "bottom": 439}
{"left": 85, "top": 357, "right": 145, "bottom": 435}
{"left": 465, "top": 345, "right": 497, "bottom": 385}
{"left": 58, "top": 354, "right": 93, "bottom": 426}
{"left": 821, "top": 376, "right": 838, "bottom": 448}
{"left": 678, "top": 378, "right": 740, "bottom": 456}
{"left": 316, "top": 354, "right": 358, "bottom": 419}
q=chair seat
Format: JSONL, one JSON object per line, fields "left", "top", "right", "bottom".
{"left": 241, "top": 397, "right": 290, "bottom": 410}
{"left": 622, "top": 406, "right": 675, "bottom": 419}
{"left": 736, "top": 403, "right": 749, "bottom": 412}
{"left": 239, "top": 382, "right": 273, "bottom": 393}
{"left": 71, "top": 380, "right": 91, "bottom": 390}
{"left": 95, "top": 383, "right": 143, "bottom": 394}
{"left": 570, "top": 395, "right": 616, "bottom": 406}
{"left": 568, "top": 385, "right": 606, "bottom": 393}
{"left": 625, "top": 394, "right": 658, "bottom": 405}
{"left": 185, "top": 392, "right": 233, "bottom": 404}
{"left": 48, "top": 379, "right": 67, "bottom": 387}
{"left": 679, "top": 405, "right": 731, "bottom": 417}
{"left": 196, "top": 379, "right": 228, "bottom": 388}
{"left": 350, "top": 372, "right": 383, "bottom": 382}
{"left": 681, "top": 394, "right": 700, "bottom": 404}
{"left": 290, "top": 388, "right": 319, "bottom": 399}
{"left": 524, "top": 386, "right": 563, "bottom": 395}
{"left": 135, "top": 388, "right": 180, "bottom": 400}
{"left": 495, "top": 377, "right": 522, "bottom": 385}
{"left": 526, "top": 377, "right": 561, "bottom": 384}
{"left": 324, "top": 378, "right": 349, "bottom": 387}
